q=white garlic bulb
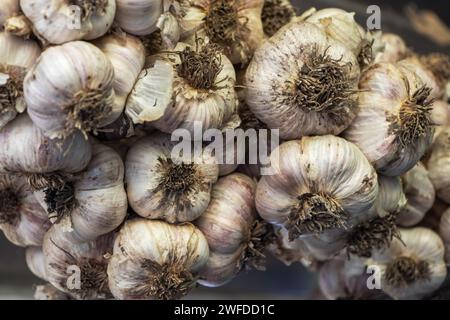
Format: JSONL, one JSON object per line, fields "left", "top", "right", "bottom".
{"left": 245, "top": 21, "right": 360, "bottom": 140}
{"left": 0, "top": 114, "right": 92, "bottom": 175}
{"left": 115, "top": 0, "right": 163, "bottom": 36}
{"left": 177, "top": 0, "right": 265, "bottom": 64}
{"left": 26, "top": 246, "right": 47, "bottom": 280}
{"left": 303, "top": 8, "right": 371, "bottom": 66}
{"left": 34, "top": 142, "right": 128, "bottom": 243}
{"left": 0, "top": 32, "right": 41, "bottom": 129}
{"left": 107, "top": 219, "right": 209, "bottom": 300}
{"left": 0, "top": 174, "right": 50, "bottom": 247}
{"left": 373, "top": 33, "right": 409, "bottom": 64}
{"left": 397, "top": 163, "right": 435, "bottom": 227}
{"left": 365, "top": 227, "right": 447, "bottom": 300}
{"left": 43, "top": 224, "right": 114, "bottom": 300}
{"left": 428, "top": 127, "right": 450, "bottom": 204}
{"left": 261, "top": 0, "right": 296, "bottom": 37}
{"left": 195, "top": 173, "right": 272, "bottom": 287}
{"left": 127, "top": 41, "right": 238, "bottom": 133}
{"left": 344, "top": 62, "right": 435, "bottom": 176}
{"left": 126, "top": 133, "right": 219, "bottom": 223}
{"left": 24, "top": 41, "right": 119, "bottom": 138}
{"left": 439, "top": 208, "right": 450, "bottom": 265}
{"left": 0, "top": 0, "right": 20, "bottom": 27}
{"left": 256, "top": 135, "right": 378, "bottom": 241}
{"left": 93, "top": 33, "right": 146, "bottom": 113}
{"left": 20, "top": 0, "right": 116, "bottom": 44}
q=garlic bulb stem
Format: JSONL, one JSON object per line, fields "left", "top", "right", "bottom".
{"left": 261, "top": 0, "right": 296, "bottom": 37}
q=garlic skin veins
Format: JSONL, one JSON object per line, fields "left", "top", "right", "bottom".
{"left": 428, "top": 127, "right": 450, "bottom": 205}
{"left": 177, "top": 0, "right": 265, "bottom": 64}
{"left": 256, "top": 135, "right": 378, "bottom": 241}
{"left": 397, "top": 163, "right": 435, "bottom": 227}
{"left": 245, "top": 21, "right": 360, "bottom": 140}
{"left": 0, "top": 174, "right": 50, "bottom": 247}
{"left": 126, "top": 133, "right": 219, "bottom": 223}
{"left": 24, "top": 41, "right": 119, "bottom": 138}
{"left": 0, "top": 32, "right": 41, "bottom": 129}
{"left": 195, "top": 173, "right": 270, "bottom": 287}
{"left": 344, "top": 62, "right": 435, "bottom": 176}
{"left": 20, "top": 0, "right": 116, "bottom": 44}
{"left": 115, "top": 0, "right": 163, "bottom": 36}
{"left": 43, "top": 224, "right": 114, "bottom": 300}
{"left": 107, "top": 219, "right": 209, "bottom": 300}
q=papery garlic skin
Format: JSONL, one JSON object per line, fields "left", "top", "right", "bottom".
{"left": 439, "top": 209, "right": 450, "bottom": 265}
{"left": 26, "top": 246, "right": 47, "bottom": 280}
{"left": 107, "top": 219, "right": 209, "bottom": 300}
{"left": 344, "top": 62, "right": 435, "bottom": 176}
{"left": 24, "top": 41, "right": 118, "bottom": 138}
{"left": 35, "top": 143, "right": 128, "bottom": 243}
{"left": 43, "top": 225, "right": 113, "bottom": 300}
{"left": 94, "top": 34, "right": 146, "bottom": 114}
{"left": 0, "top": 114, "right": 92, "bottom": 174}
{"left": 126, "top": 133, "right": 219, "bottom": 223}
{"left": 367, "top": 228, "right": 447, "bottom": 300}
{"left": 0, "top": 0, "right": 20, "bottom": 27}
{"left": 178, "top": 0, "right": 264, "bottom": 64}
{"left": 0, "top": 32, "right": 41, "bottom": 129}
{"left": 256, "top": 135, "right": 378, "bottom": 241}
{"left": 20, "top": 0, "right": 116, "bottom": 44}
{"left": 115, "top": 0, "right": 163, "bottom": 36}
{"left": 374, "top": 33, "right": 409, "bottom": 64}
{"left": 0, "top": 174, "right": 50, "bottom": 247}
{"left": 245, "top": 21, "right": 360, "bottom": 140}
{"left": 196, "top": 173, "right": 269, "bottom": 287}
{"left": 397, "top": 163, "right": 435, "bottom": 227}
{"left": 428, "top": 127, "right": 450, "bottom": 205}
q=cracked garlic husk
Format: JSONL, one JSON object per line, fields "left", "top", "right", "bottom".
{"left": 256, "top": 135, "right": 378, "bottom": 241}
{"left": 20, "top": 0, "right": 116, "bottom": 44}
{"left": 261, "top": 0, "right": 296, "bottom": 37}
{"left": 176, "top": 0, "right": 264, "bottom": 65}
{"left": 107, "top": 218, "right": 209, "bottom": 300}
{"left": 344, "top": 62, "right": 435, "bottom": 176}
{"left": 195, "top": 173, "right": 272, "bottom": 287}
{"left": 33, "top": 142, "right": 128, "bottom": 243}
{"left": 358, "top": 227, "right": 447, "bottom": 300}
{"left": 126, "top": 133, "right": 219, "bottom": 223}
{"left": 245, "top": 21, "right": 360, "bottom": 140}
{"left": 0, "top": 32, "right": 41, "bottom": 129}
{"left": 115, "top": 0, "right": 163, "bottom": 36}
{"left": 24, "top": 41, "right": 119, "bottom": 138}
{"left": 428, "top": 127, "right": 450, "bottom": 205}
{"left": 397, "top": 163, "right": 435, "bottom": 227}
{"left": 127, "top": 41, "right": 238, "bottom": 135}
{"left": 0, "top": 174, "right": 50, "bottom": 247}
{"left": 43, "top": 224, "right": 114, "bottom": 300}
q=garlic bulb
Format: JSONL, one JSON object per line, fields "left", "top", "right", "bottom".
{"left": 0, "top": 32, "right": 41, "bottom": 129}
{"left": 428, "top": 127, "right": 450, "bottom": 204}
{"left": 43, "top": 224, "right": 113, "bottom": 300}
{"left": 34, "top": 142, "right": 127, "bottom": 243}
{"left": 0, "top": 0, "right": 20, "bottom": 27}
{"left": 93, "top": 33, "right": 146, "bottom": 114}
{"left": 420, "top": 53, "right": 450, "bottom": 96}
{"left": 256, "top": 135, "right": 378, "bottom": 241}
{"left": 439, "top": 208, "right": 450, "bottom": 265}
{"left": 195, "top": 173, "right": 272, "bottom": 287}
{"left": 397, "top": 163, "right": 435, "bottom": 227}
{"left": 0, "top": 114, "right": 92, "bottom": 174}
{"left": 127, "top": 41, "right": 238, "bottom": 134}
{"left": 431, "top": 100, "right": 450, "bottom": 127}
{"left": 0, "top": 174, "right": 50, "bottom": 247}
{"left": 34, "top": 284, "right": 71, "bottom": 300}
{"left": 374, "top": 33, "right": 409, "bottom": 64}
{"left": 24, "top": 41, "right": 119, "bottom": 138}
{"left": 107, "top": 219, "right": 209, "bottom": 300}
{"left": 177, "top": 0, "right": 265, "bottom": 64}
{"left": 245, "top": 21, "right": 360, "bottom": 140}
{"left": 365, "top": 227, "right": 447, "bottom": 300}
{"left": 26, "top": 246, "right": 47, "bottom": 280}
{"left": 303, "top": 8, "right": 371, "bottom": 66}
{"left": 344, "top": 62, "right": 435, "bottom": 176}
{"left": 20, "top": 0, "right": 116, "bottom": 44}
{"left": 126, "top": 133, "right": 219, "bottom": 223}
{"left": 346, "top": 175, "right": 406, "bottom": 258}
{"left": 115, "top": 0, "right": 163, "bottom": 36}
{"left": 261, "top": 0, "right": 296, "bottom": 37}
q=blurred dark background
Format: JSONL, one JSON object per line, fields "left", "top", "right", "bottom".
{"left": 1, "top": 0, "right": 449, "bottom": 299}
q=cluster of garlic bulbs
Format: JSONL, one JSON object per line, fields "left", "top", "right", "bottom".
{"left": 1, "top": 1, "right": 450, "bottom": 301}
